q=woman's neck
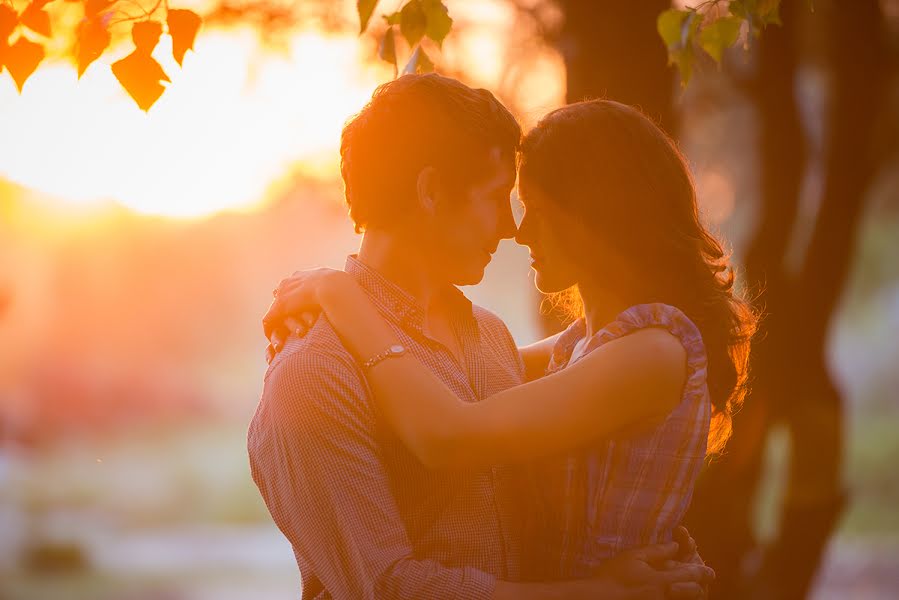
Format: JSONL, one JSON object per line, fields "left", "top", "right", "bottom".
{"left": 577, "top": 279, "right": 639, "bottom": 340}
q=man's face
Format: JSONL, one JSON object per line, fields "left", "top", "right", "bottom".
{"left": 426, "top": 147, "right": 517, "bottom": 286}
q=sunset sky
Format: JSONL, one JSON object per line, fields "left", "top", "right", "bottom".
{"left": 0, "top": 0, "right": 565, "bottom": 218}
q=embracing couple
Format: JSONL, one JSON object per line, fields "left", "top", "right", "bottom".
{"left": 249, "top": 73, "right": 756, "bottom": 599}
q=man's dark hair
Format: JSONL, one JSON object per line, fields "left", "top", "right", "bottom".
{"left": 340, "top": 73, "right": 521, "bottom": 233}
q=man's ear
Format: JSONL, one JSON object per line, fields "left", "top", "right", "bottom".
{"left": 416, "top": 166, "right": 440, "bottom": 216}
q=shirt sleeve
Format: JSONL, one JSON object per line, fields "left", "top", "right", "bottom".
{"left": 248, "top": 348, "right": 497, "bottom": 599}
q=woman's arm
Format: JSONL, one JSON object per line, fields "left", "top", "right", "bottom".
{"left": 518, "top": 334, "right": 563, "bottom": 381}
{"left": 305, "top": 272, "right": 687, "bottom": 470}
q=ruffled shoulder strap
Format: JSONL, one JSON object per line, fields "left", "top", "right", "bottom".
{"left": 587, "top": 303, "right": 708, "bottom": 399}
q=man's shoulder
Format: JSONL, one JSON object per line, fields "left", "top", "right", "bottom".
{"left": 470, "top": 303, "right": 516, "bottom": 342}
{"left": 263, "top": 317, "right": 366, "bottom": 405}
{"left": 470, "top": 303, "right": 508, "bottom": 329}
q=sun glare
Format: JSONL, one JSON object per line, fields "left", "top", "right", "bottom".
{"left": 0, "top": 28, "right": 391, "bottom": 218}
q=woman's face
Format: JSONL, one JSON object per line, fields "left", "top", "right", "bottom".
{"left": 514, "top": 178, "right": 585, "bottom": 294}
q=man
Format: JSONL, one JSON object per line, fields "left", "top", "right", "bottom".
{"left": 250, "top": 73, "right": 711, "bottom": 599}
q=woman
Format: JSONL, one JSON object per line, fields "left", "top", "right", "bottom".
{"left": 265, "top": 100, "right": 756, "bottom": 578}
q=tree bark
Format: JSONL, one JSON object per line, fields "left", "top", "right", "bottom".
{"left": 557, "top": 0, "right": 675, "bottom": 132}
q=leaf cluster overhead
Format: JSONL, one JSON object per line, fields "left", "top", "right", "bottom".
{"left": 358, "top": 0, "right": 451, "bottom": 77}
{"left": 0, "top": 0, "right": 201, "bottom": 110}
{"left": 657, "top": 0, "right": 785, "bottom": 85}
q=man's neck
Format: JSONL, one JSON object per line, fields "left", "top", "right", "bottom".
{"left": 356, "top": 229, "right": 445, "bottom": 309}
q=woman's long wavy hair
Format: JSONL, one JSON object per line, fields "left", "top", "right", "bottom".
{"left": 519, "top": 100, "right": 758, "bottom": 455}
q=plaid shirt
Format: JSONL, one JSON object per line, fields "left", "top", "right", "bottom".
{"left": 248, "top": 255, "right": 526, "bottom": 599}
{"left": 531, "top": 303, "right": 711, "bottom": 579}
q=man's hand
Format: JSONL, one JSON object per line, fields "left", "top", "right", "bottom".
{"left": 595, "top": 539, "right": 714, "bottom": 600}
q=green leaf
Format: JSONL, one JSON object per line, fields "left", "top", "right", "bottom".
{"left": 399, "top": 0, "right": 427, "bottom": 47}
{"left": 403, "top": 44, "right": 434, "bottom": 74}
{"left": 423, "top": 0, "right": 452, "bottom": 47}
{"left": 379, "top": 26, "right": 396, "bottom": 74}
{"left": 730, "top": 0, "right": 749, "bottom": 20}
{"left": 758, "top": 0, "right": 782, "bottom": 25}
{"left": 671, "top": 45, "right": 695, "bottom": 87}
{"left": 699, "top": 15, "right": 742, "bottom": 63}
{"left": 357, "top": 0, "right": 378, "bottom": 34}
{"left": 657, "top": 8, "right": 690, "bottom": 49}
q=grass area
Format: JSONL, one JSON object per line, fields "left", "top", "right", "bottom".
{"left": 0, "top": 568, "right": 299, "bottom": 600}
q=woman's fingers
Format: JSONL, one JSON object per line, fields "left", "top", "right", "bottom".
{"left": 673, "top": 526, "right": 698, "bottom": 562}
{"left": 301, "top": 311, "right": 318, "bottom": 328}
{"left": 667, "top": 582, "right": 705, "bottom": 599}
{"left": 262, "top": 297, "right": 285, "bottom": 338}
{"left": 656, "top": 563, "right": 715, "bottom": 585}
{"left": 628, "top": 541, "right": 680, "bottom": 565}
{"left": 270, "top": 328, "right": 286, "bottom": 352}
{"left": 284, "top": 317, "right": 304, "bottom": 337}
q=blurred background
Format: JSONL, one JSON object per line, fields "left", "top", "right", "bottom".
{"left": 0, "top": 0, "right": 897, "bottom": 598}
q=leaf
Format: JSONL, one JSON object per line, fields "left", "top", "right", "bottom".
{"left": 399, "top": 0, "right": 426, "bottom": 47}
{"left": 671, "top": 45, "right": 695, "bottom": 87}
{"left": 20, "top": 1, "right": 51, "bottom": 38}
{"left": 85, "top": 0, "right": 114, "bottom": 17}
{"left": 112, "top": 50, "right": 169, "bottom": 111}
{"left": 657, "top": 8, "right": 690, "bottom": 49}
{"left": 379, "top": 25, "right": 396, "bottom": 73}
{"left": 729, "top": 0, "right": 748, "bottom": 20}
{"left": 403, "top": 44, "right": 434, "bottom": 75}
{"left": 5, "top": 36, "right": 44, "bottom": 92}
{"left": 75, "top": 15, "right": 110, "bottom": 78}
{"left": 423, "top": 0, "right": 451, "bottom": 47}
{"left": 167, "top": 9, "right": 201, "bottom": 66}
{"left": 132, "top": 19, "right": 163, "bottom": 55}
{"left": 758, "top": 0, "right": 782, "bottom": 26}
{"left": 0, "top": 5, "right": 18, "bottom": 41}
{"left": 383, "top": 11, "right": 401, "bottom": 26}
{"left": 357, "top": 0, "right": 378, "bottom": 34}
{"left": 699, "top": 15, "right": 742, "bottom": 63}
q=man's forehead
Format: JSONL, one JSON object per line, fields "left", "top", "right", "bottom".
{"left": 483, "top": 146, "right": 517, "bottom": 188}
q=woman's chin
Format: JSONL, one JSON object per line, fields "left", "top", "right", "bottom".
{"left": 532, "top": 270, "right": 569, "bottom": 294}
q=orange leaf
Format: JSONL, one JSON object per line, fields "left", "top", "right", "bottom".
{"left": 5, "top": 36, "right": 44, "bottom": 92}
{"left": 85, "top": 0, "right": 114, "bottom": 17}
{"left": 112, "top": 49, "right": 169, "bottom": 111}
{"left": 75, "top": 15, "right": 110, "bottom": 78}
{"left": 167, "top": 9, "right": 201, "bottom": 66}
{"left": 132, "top": 20, "right": 162, "bottom": 55}
{"left": 21, "top": 2, "right": 51, "bottom": 38}
{"left": 0, "top": 4, "right": 19, "bottom": 41}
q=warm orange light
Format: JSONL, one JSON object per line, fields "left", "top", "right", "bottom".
{"left": 0, "top": 28, "right": 391, "bottom": 218}
{"left": 1, "top": 0, "right": 565, "bottom": 220}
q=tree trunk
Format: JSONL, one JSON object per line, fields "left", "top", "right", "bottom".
{"left": 686, "top": 1, "right": 887, "bottom": 597}
{"left": 557, "top": 0, "right": 675, "bottom": 131}
{"left": 757, "top": 2, "right": 887, "bottom": 597}
{"left": 684, "top": 2, "right": 806, "bottom": 595}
